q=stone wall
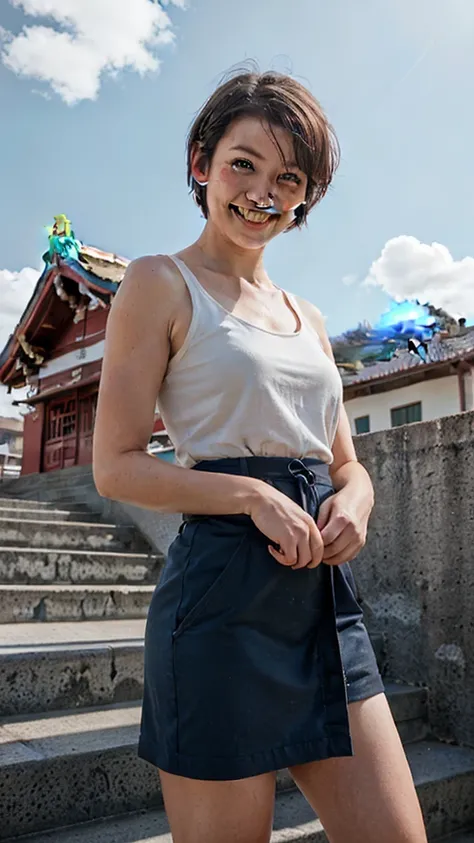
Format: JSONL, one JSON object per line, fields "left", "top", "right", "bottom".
{"left": 353, "top": 410, "right": 474, "bottom": 748}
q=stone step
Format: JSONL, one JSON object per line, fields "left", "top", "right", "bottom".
{"left": 4, "top": 796, "right": 474, "bottom": 843}
{"left": 0, "top": 476, "right": 96, "bottom": 494}
{"left": 0, "top": 497, "right": 59, "bottom": 509}
{"left": 6, "top": 799, "right": 474, "bottom": 843}
{"left": 0, "top": 619, "right": 146, "bottom": 646}
{"left": 0, "top": 705, "right": 473, "bottom": 841}
{"left": 384, "top": 681, "right": 429, "bottom": 744}
{"left": 0, "top": 495, "right": 101, "bottom": 517}
{"left": 0, "top": 642, "right": 144, "bottom": 716}
{"left": 0, "top": 487, "right": 102, "bottom": 512}
{"left": 0, "top": 701, "right": 180, "bottom": 840}
{"left": 0, "top": 547, "right": 162, "bottom": 585}
{"left": 0, "top": 619, "right": 146, "bottom": 715}
{"left": 0, "top": 506, "right": 99, "bottom": 522}
{"left": 0, "top": 518, "right": 147, "bottom": 553}
{"left": 0, "top": 583, "right": 154, "bottom": 624}
{"left": 0, "top": 621, "right": 428, "bottom": 732}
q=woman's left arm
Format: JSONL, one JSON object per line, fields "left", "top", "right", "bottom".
{"left": 297, "top": 297, "right": 374, "bottom": 565}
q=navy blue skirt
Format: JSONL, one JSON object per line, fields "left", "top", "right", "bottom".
{"left": 138, "top": 457, "right": 384, "bottom": 780}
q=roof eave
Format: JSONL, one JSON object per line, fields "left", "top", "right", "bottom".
{"left": 0, "top": 254, "right": 121, "bottom": 387}
{"left": 59, "top": 257, "right": 120, "bottom": 296}
{"left": 0, "top": 263, "right": 57, "bottom": 383}
{"left": 343, "top": 352, "right": 474, "bottom": 395}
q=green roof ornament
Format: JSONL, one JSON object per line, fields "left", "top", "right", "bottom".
{"left": 44, "top": 214, "right": 82, "bottom": 263}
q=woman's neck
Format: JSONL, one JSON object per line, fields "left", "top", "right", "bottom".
{"left": 190, "top": 222, "right": 269, "bottom": 285}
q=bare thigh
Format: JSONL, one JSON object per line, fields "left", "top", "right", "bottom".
{"left": 289, "top": 693, "right": 428, "bottom": 843}
{"left": 159, "top": 769, "right": 276, "bottom": 843}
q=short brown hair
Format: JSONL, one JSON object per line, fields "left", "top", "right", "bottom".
{"left": 186, "top": 68, "right": 340, "bottom": 228}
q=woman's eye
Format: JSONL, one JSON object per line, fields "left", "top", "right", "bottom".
{"left": 230, "top": 159, "right": 301, "bottom": 183}
{"left": 279, "top": 172, "right": 301, "bottom": 184}
{"left": 231, "top": 159, "right": 254, "bottom": 171}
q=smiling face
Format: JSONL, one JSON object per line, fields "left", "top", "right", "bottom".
{"left": 191, "top": 116, "right": 308, "bottom": 250}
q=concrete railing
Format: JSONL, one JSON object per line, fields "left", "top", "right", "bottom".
{"left": 2, "top": 410, "right": 474, "bottom": 748}
{"left": 353, "top": 410, "right": 474, "bottom": 749}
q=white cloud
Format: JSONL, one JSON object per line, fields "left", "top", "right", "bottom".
{"left": 0, "top": 0, "right": 186, "bottom": 104}
{"left": 363, "top": 235, "right": 474, "bottom": 320}
{"left": 0, "top": 266, "right": 41, "bottom": 419}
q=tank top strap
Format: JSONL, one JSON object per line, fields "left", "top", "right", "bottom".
{"left": 168, "top": 255, "right": 217, "bottom": 315}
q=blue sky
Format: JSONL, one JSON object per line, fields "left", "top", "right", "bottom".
{"left": 1, "top": 0, "right": 474, "bottom": 416}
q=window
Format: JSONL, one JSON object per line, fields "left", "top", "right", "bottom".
{"left": 391, "top": 402, "right": 422, "bottom": 427}
{"left": 355, "top": 415, "right": 370, "bottom": 434}
{"left": 46, "top": 397, "right": 77, "bottom": 441}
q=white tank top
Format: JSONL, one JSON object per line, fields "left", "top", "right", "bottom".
{"left": 157, "top": 255, "right": 343, "bottom": 468}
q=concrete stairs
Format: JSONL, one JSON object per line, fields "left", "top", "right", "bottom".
{"left": 0, "top": 496, "right": 159, "bottom": 623}
{"left": 0, "top": 494, "right": 474, "bottom": 841}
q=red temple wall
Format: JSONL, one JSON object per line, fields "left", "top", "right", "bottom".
{"left": 38, "top": 359, "right": 103, "bottom": 394}
{"left": 22, "top": 404, "right": 44, "bottom": 475}
{"left": 51, "top": 307, "right": 109, "bottom": 358}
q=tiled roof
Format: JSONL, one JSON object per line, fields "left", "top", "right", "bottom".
{"left": 0, "top": 244, "right": 130, "bottom": 380}
{"left": 78, "top": 244, "right": 129, "bottom": 284}
{"left": 341, "top": 327, "right": 474, "bottom": 386}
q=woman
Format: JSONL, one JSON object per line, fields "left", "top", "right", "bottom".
{"left": 93, "top": 70, "right": 427, "bottom": 843}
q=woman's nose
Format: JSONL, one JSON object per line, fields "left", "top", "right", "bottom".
{"left": 245, "top": 184, "right": 275, "bottom": 208}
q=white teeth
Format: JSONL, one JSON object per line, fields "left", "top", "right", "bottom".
{"left": 237, "top": 207, "right": 270, "bottom": 223}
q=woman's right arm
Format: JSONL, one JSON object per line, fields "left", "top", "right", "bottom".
{"left": 93, "top": 256, "right": 323, "bottom": 569}
{"left": 93, "top": 255, "right": 258, "bottom": 517}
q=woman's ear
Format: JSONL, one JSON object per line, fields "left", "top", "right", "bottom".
{"left": 190, "top": 143, "right": 209, "bottom": 187}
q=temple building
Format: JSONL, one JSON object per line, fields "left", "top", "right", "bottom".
{"left": 0, "top": 216, "right": 170, "bottom": 475}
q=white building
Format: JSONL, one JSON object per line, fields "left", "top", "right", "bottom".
{"left": 341, "top": 327, "right": 474, "bottom": 435}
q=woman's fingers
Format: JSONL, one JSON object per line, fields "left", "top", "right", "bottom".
{"left": 307, "top": 526, "right": 325, "bottom": 568}
{"left": 250, "top": 487, "right": 326, "bottom": 570}
{"left": 290, "top": 539, "right": 313, "bottom": 570}
{"left": 323, "top": 540, "right": 361, "bottom": 567}
{"left": 322, "top": 524, "right": 364, "bottom": 562}
{"left": 269, "top": 522, "right": 324, "bottom": 570}
{"left": 321, "top": 526, "right": 352, "bottom": 560}
{"left": 267, "top": 514, "right": 359, "bottom": 571}
{"left": 292, "top": 523, "right": 323, "bottom": 569}
{"left": 268, "top": 541, "right": 297, "bottom": 566}
{"left": 286, "top": 523, "right": 314, "bottom": 569}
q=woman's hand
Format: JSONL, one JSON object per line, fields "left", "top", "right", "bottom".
{"left": 316, "top": 484, "right": 373, "bottom": 566}
{"left": 247, "top": 483, "right": 324, "bottom": 569}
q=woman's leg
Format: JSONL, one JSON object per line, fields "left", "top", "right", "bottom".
{"left": 289, "top": 693, "right": 428, "bottom": 843}
{"left": 159, "top": 769, "right": 276, "bottom": 843}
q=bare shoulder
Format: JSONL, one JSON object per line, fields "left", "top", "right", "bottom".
{"left": 113, "top": 254, "right": 187, "bottom": 315}
{"left": 294, "top": 294, "right": 334, "bottom": 360}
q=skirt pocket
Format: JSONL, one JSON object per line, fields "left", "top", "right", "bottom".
{"left": 173, "top": 519, "right": 250, "bottom": 639}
